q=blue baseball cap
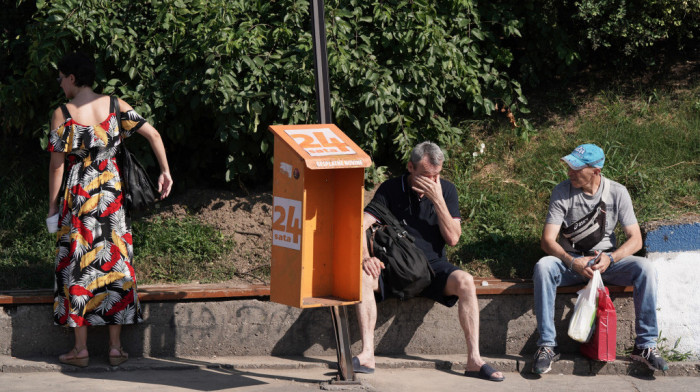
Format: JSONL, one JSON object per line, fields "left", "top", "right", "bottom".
{"left": 561, "top": 144, "right": 605, "bottom": 170}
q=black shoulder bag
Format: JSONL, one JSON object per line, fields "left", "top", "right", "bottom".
{"left": 366, "top": 200, "right": 434, "bottom": 300}
{"left": 113, "top": 96, "right": 159, "bottom": 213}
{"left": 561, "top": 178, "right": 611, "bottom": 252}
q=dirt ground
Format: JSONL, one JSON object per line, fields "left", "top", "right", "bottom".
{"left": 153, "top": 186, "right": 379, "bottom": 286}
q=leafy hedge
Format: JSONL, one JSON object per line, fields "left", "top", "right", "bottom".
{"left": 0, "top": 0, "right": 528, "bottom": 186}
{"left": 508, "top": 0, "right": 700, "bottom": 85}
{"left": 1, "top": 0, "right": 698, "bottom": 186}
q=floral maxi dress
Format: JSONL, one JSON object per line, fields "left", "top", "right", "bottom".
{"left": 47, "top": 99, "right": 145, "bottom": 327}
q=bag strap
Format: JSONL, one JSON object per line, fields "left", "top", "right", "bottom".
{"left": 59, "top": 104, "right": 71, "bottom": 121}
{"left": 366, "top": 199, "right": 402, "bottom": 229}
{"left": 566, "top": 176, "right": 610, "bottom": 217}
{"left": 111, "top": 96, "right": 124, "bottom": 138}
{"left": 600, "top": 177, "right": 611, "bottom": 206}
{"left": 368, "top": 227, "right": 377, "bottom": 258}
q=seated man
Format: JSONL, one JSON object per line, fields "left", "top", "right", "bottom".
{"left": 354, "top": 141, "right": 504, "bottom": 382}
{"left": 533, "top": 143, "right": 668, "bottom": 374}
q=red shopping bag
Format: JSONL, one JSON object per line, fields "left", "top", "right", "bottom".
{"left": 580, "top": 287, "right": 617, "bottom": 361}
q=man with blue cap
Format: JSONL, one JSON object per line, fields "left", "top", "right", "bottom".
{"left": 532, "top": 144, "right": 667, "bottom": 374}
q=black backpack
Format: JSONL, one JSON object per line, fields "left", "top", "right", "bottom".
{"left": 365, "top": 200, "right": 434, "bottom": 300}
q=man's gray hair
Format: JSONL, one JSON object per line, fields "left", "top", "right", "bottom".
{"left": 410, "top": 141, "right": 445, "bottom": 166}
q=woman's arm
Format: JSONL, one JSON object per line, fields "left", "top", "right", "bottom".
{"left": 117, "top": 98, "right": 173, "bottom": 199}
{"left": 48, "top": 109, "right": 65, "bottom": 216}
{"left": 48, "top": 152, "right": 65, "bottom": 216}
{"left": 136, "top": 121, "right": 173, "bottom": 199}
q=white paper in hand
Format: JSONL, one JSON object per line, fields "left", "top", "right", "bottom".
{"left": 46, "top": 213, "right": 59, "bottom": 233}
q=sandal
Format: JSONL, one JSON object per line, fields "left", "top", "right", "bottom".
{"left": 464, "top": 363, "right": 505, "bottom": 382}
{"left": 109, "top": 346, "right": 129, "bottom": 366}
{"left": 59, "top": 347, "right": 89, "bottom": 368}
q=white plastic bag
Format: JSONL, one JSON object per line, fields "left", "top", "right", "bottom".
{"left": 568, "top": 270, "right": 604, "bottom": 343}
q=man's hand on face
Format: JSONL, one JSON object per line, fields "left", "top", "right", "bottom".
{"left": 412, "top": 174, "right": 443, "bottom": 203}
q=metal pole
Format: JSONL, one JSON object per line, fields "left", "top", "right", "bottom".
{"left": 310, "top": 0, "right": 332, "bottom": 124}
{"left": 330, "top": 305, "right": 358, "bottom": 383}
{"left": 310, "top": 0, "right": 357, "bottom": 383}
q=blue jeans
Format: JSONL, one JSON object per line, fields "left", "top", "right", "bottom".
{"left": 533, "top": 254, "right": 659, "bottom": 349}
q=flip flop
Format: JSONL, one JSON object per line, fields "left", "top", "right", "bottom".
{"left": 464, "top": 363, "right": 505, "bottom": 382}
{"left": 352, "top": 356, "right": 375, "bottom": 374}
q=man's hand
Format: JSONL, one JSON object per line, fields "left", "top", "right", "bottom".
{"left": 362, "top": 256, "right": 385, "bottom": 279}
{"left": 590, "top": 251, "right": 612, "bottom": 274}
{"left": 411, "top": 174, "right": 443, "bottom": 203}
{"left": 572, "top": 251, "right": 611, "bottom": 278}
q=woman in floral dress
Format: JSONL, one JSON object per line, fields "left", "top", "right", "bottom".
{"left": 47, "top": 52, "right": 173, "bottom": 367}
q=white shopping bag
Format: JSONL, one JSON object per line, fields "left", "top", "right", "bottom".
{"left": 568, "top": 270, "right": 604, "bottom": 343}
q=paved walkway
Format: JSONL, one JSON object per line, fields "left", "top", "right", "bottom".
{"left": 1, "top": 355, "right": 697, "bottom": 392}
{"left": 1, "top": 366, "right": 698, "bottom": 391}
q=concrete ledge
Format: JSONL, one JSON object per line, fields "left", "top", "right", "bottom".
{"left": 0, "top": 293, "right": 638, "bottom": 359}
{"left": 1, "top": 354, "right": 697, "bottom": 377}
{"left": 644, "top": 222, "right": 700, "bottom": 253}
{"left": 0, "top": 279, "right": 638, "bottom": 360}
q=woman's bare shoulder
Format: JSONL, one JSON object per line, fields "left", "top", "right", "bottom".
{"left": 50, "top": 107, "right": 66, "bottom": 129}
{"left": 116, "top": 97, "right": 134, "bottom": 112}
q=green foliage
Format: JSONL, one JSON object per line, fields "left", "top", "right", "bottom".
{"left": 133, "top": 215, "right": 235, "bottom": 284}
{"left": 620, "top": 331, "right": 696, "bottom": 362}
{"left": 2, "top": 0, "right": 529, "bottom": 185}
{"left": 0, "top": 164, "right": 56, "bottom": 289}
{"left": 656, "top": 331, "right": 695, "bottom": 362}
{"left": 326, "top": 0, "right": 530, "bottom": 159}
{"left": 497, "top": 1, "right": 700, "bottom": 86}
{"left": 573, "top": 0, "right": 700, "bottom": 58}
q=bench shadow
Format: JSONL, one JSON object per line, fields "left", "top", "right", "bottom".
{"left": 58, "top": 356, "right": 332, "bottom": 390}
{"left": 269, "top": 298, "right": 433, "bottom": 359}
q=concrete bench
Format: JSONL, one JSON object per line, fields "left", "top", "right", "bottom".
{"left": 0, "top": 278, "right": 636, "bottom": 359}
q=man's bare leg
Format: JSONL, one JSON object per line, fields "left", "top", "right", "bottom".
{"left": 445, "top": 270, "right": 503, "bottom": 379}
{"left": 354, "top": 273, "right": 379, "bottom": 369}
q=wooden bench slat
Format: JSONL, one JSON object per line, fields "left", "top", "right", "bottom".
{"left": 0, "top": 280, "right": 632, "bottom": 305}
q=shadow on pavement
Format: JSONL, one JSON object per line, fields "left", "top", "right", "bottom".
{"left": 60, "top": 357, "right": 334, "bottom": 390}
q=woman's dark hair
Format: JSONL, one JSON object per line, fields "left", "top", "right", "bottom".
{"left": 57, "top": 52, "right": 96, "bottom": 87}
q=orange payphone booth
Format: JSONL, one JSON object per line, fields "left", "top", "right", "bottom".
{"left": 268, "top": 124, "right": 371, "bottom": 308}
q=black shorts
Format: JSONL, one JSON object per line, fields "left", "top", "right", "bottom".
{"left": 375, "top": 258, "right": 459, "bottom": 307}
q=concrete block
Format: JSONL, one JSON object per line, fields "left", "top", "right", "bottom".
{"left": 1, "top": 293, "right": 637, "bottom": 358}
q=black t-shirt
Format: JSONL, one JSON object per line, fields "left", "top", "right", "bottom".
{"left": 364, "top": 174, "right": 461, "bottom": 262}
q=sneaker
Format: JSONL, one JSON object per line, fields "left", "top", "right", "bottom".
{"left": 533, "top": 346, "right": 560, "bottom": 374}
{"left": 630, "top": 346, "right": 669, "bottom": 371}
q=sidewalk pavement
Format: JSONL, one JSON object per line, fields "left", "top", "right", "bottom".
{"left": 1, "top": 354, "right": 698, "bottom": 392}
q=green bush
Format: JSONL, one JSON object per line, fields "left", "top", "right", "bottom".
{"left": 2, "top": 1, "right": 698, "bottom": 185}
{"left": 573, "top": 0, "right": 700, "bottom": 59}
{"left": 506, "top": 1, "right": 700, "bottom": 85}
{"left": 1, "top": 0, "right": 528, "bottom": 185}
